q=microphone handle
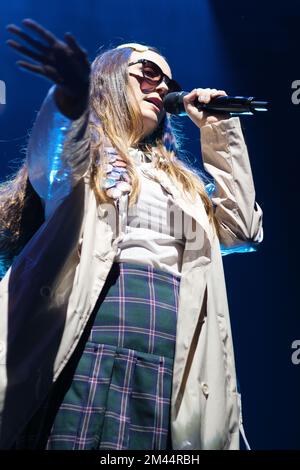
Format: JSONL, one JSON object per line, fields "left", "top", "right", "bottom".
{"left": 173, "top": 92, "right": 269, "bottom": 116}
{"left": 197, "top": 96, "right": 268, "bottom": 115}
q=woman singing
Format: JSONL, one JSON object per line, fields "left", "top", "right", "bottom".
{"left": 0, "top": 18, "right": 263, "bottom": 450}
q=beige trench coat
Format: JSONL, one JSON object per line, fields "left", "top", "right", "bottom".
{"left": 0, "top": 88, "right": 263, "bottom": 449}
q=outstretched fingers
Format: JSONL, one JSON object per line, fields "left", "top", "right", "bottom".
{"left": 6, "top": 39, "right": 46, "bottom": 63}
{"left": 6, "top": 24, "right": 48, "bottom": 52}
{"left": 6, "top": 18, "right": 90, "bottom": 98}
{"left": 21, "top": 18, "right": 57, "bottom": 46}
{"left": 16, "top": 61, "right": 64, "bottom": 84}
{"left": 64, "top": 33, "right": 87, "bottom": 57}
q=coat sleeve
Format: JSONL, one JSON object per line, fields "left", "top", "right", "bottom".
{"left": 26, "top": 85, "right": 90, "bottom": 219}
{"left": 200, "top": 117, "right": 263, "bottom": 254}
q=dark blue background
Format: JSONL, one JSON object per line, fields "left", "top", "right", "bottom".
{"left": 0, "top": 0, "right": 299, "bottom": 449}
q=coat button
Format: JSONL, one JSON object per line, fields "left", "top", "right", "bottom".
{"left": 0, "top": 341, "right": 4, "bottom": 353}
{"left": 183, "top": 336, "right": 189, "bottom": 349}
{"left": 201, "top": 382, "right": 209, "bottom": 397}
{"left": 40, "top": 286, "right": 51, "bottom": 298}
{"left": 93, "top": 252, "right": 108, "bottom": 262}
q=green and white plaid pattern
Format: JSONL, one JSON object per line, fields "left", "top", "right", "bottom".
{"left": 45, "top": 262, "right": 180, "bottom": 450}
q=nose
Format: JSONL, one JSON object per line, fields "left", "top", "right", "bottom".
{"left": 155, "top": 78, "right": 169, "bottom": 97}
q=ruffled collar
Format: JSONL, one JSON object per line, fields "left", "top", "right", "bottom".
{"left": 128, "top": 147, "right": 153, "bottom": 165}
{"left": 101, "top": 146, "right": 155, "bottom": 199}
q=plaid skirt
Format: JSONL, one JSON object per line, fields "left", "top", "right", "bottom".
{"left": 26, "top": 262, "right": 179, "bottom": 450}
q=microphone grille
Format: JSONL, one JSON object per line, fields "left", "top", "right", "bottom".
{"left": 163, "top": 92, "right": 186, "bottom": 114}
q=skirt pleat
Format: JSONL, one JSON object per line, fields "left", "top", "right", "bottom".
{"left": 44, "top": 262, "right": 180, "bottom": 450}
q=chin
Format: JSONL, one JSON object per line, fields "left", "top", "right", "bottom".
{"left": 142, "top": 114, "right": 160, "bottom": 138}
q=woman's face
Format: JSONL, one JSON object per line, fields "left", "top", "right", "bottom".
{"left": 127, "top": 50, "right": 172, "bottom": 138}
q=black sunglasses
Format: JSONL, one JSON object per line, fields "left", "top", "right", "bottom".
{"left": 128, "top": 59, "right": 182, "bottom": 94}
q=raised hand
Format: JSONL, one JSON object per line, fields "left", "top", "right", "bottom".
{"left": 183, "top": 88, "right": 230, "bottom": 128}
{"left": 6, "top": 18, "right": 90, "bottom": 118}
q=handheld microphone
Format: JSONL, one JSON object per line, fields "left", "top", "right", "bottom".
{"left": 163, "top": 92, "right": 269, "bottom": 116}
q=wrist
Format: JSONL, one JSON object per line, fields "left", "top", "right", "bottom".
{"left": 199, "top": 112, "right": 231, "bottom": 128}
{"left": 54, "top": 85, "right": 89, "bottom": 120}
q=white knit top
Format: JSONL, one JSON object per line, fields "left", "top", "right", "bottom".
{"left": 115, "top": 149, "right": 185, "bottom": 277}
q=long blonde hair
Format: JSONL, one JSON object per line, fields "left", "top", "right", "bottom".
{"left": 89, "top": 44, "right": 218, "bottom": 226}
{"left": 0, "top": 43, "right": 218, "bottom": 275}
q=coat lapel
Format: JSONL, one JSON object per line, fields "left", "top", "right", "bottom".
{"left": 141, "top": 167, "right": 215, "bottom": 411}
